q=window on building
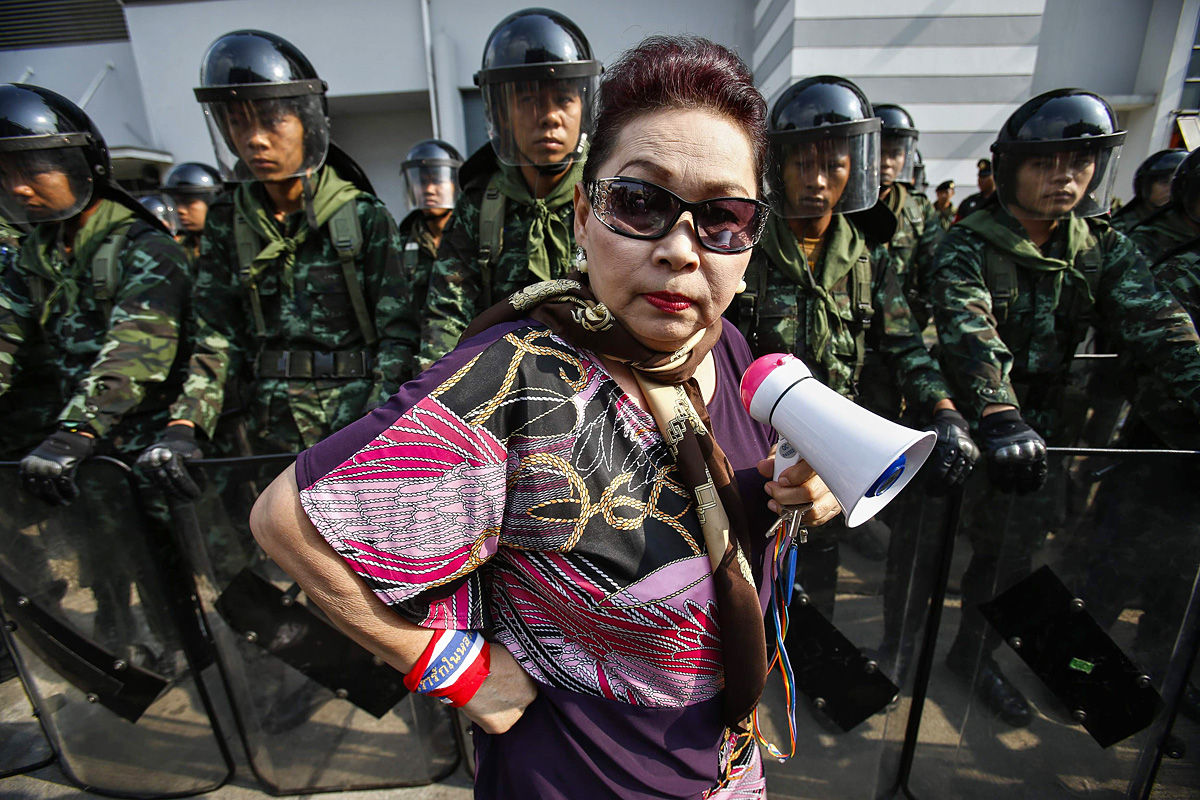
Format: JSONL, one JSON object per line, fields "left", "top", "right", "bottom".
{"left": 462, "top": 89, "right": 489, "bottom": 158}
{"left": 1180, "top": 16, "right": 1200, "bottom": 110}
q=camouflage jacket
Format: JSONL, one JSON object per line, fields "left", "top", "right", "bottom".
{"left": 169, "top": 179, "right": 413, "bottom": 449}
{"left": 933, "top": 203, "right": 955, "bottom": 232}
{"left": 0, "top": 203, "right": 191, "bottom": 455}
{"left": 416, "top": 150, "right": 578, "bottom": 371}
{"left": 726, "top": 212, "right": 950, "bottom": 417}
{"left": 1110, "top": 199, "right": 1155, "bottom": 236}
{"left": 1128, "top": 208, "right": 1196, "bottom": 266}
{"left": 883, "top": 184, "right": 944, "bottom": 329}
{"left": 931, "top": 204, "right": 1200, "bottom": 431}
{"left": 399, "top": 208, "right": 441, "bottom": 374}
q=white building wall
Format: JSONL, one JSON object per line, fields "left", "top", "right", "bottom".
{"left": 754, "top": 0, "right": 1047, "bottom": 198}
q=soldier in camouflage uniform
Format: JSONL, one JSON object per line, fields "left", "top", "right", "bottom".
{"left": 953, "top": 158, "right": 995, "bottom": 222}
{"left": 933, "top": 180, "right": 955, "bottom": 231}
{"left": 875, "top": 104, "right": 944, "bottom": 331}
{"left": 416, "top": 9, "right": 601, "bottom": 370}
{"left": 162, "top": 161, "right": 223, "bottom": 265}
{"left": 1111, "top": 149, "right": 1187, "bottom": 236}
{"left": 931, "top": 90, "right": 1200, "bottom": 727}
{"left": 137, "top": 31, "right": 413, "bottom": 499}
{"left": 0, "top": 83, "right": 194, "bottom": 667}
{"left": 728, "top": 76, "right": 978, "bottom": 617}
{"left": 398, "top": 138, "right": 461, "bottom": 373}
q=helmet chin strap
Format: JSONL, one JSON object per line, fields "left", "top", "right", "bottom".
{"left": 535, "top": 157, "right": 573, "bottom": 176}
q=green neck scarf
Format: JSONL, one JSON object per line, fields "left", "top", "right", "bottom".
{"left": 233, "top": 165, "right": 361, "bottom": 294}
{"left": 958, "top": 207, "right": 1094, "bottom": 302}
{"left": 758, "top": 212, "right": 865, "bottom": 365}
{"left": 21, "top": 199, "right": 135, "bottom": 322}
{"left": 492, "top": 159, "right": 582, "bottom": 281}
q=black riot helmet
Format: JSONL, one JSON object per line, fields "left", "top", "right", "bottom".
{"left": 0, "top": 83, "right": 163, "bottom": 232}
{"left": 163, "top": 161, "right": 222, "bottom": 202}
{"left": 991, "top": 88, "right": 1125, "bottom": 220}
{"left": 401, "top": 138, "right": 462, "bottom": 212}
{"left": 1169, "top": 147, "right": 1200, "bottom": 224}
{"left": 0, "top": 83, "right": 106, "bottom": 224}
{"left": 1134, "top": 148, "right": 1188, "bottom": 210}
{"left": 875, "top": 103, "right": 919, "bottom": 186}
{"left": 474, "top": 8, "right": 601, "bottom": 170}
{"left": 767, "top": 76, "right": 882, "bottom": 218}
{"left": 138, "top": 193, "right": 181, "bottom": 236}
{"left": 194, "top": 30, "right": 330, "bottom": 182}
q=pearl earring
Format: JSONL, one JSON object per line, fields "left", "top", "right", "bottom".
{"left": 575, "top": 246, "right": 588, "bottom": 274}
{"left": 735, "top": 278, "right": 747, "bottom": 294}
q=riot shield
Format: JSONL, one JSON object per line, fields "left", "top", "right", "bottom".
{"left": 0, "top": 457, "right": 233, "bottom": 796}
{"left": 0, "top": 610, "right": 54, "bottom": 778}
{"left": 905, "top": 447, "right": 1200, "bottom": 799}
{"left": 755, "top": 462, "right": 954, "bottom": 797}
{"left": 176, "top": 455, "right": 460, "bottom": 794}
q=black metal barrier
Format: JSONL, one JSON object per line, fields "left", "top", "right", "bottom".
{"left": 0, "top": 457, "right": 234, "bottom": 797}
{"left": 174, "top": 455, "right": 460, "bottom": 795}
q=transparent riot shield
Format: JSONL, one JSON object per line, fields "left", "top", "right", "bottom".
{"left": 0, "top": 457, "right": 233, "bottom": 796}
{"left": 0, "top": 610, "right": 54, "bottom": 778}
{"left": 177, "top": 455, "right": 460, "bottom": 794}
{"left": 754, "top": 462, "right": 954, "bottom": 797}
{"left": 905, "top": 446, "right": 1200, "bottom": 799}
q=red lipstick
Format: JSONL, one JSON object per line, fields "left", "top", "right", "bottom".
{"left": 643, "top": 292, "right": 692, "bottom": 313}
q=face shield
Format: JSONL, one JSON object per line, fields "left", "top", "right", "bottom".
{"left": 0, "top": 138, "right": 94, "bottom": 225}
{"left": 880, "top": 133, "right": 917, "bottom": 187}
{"left": 195, "top": 84, "right": 329, "bottom": 183}
{"left": 767, "top": 120, "right": 881, "bottom": 218}
{"left": 481, "top": 72, "right": 597, "bottom": 168}
{"left": 402, "top": 162, "right": 458, "bottom": 212}
{"left": 995, "top": 140, "right": 1122, "bottom": 220}
{"left": 139, "top": 194, "right": 181, "bottom": 236}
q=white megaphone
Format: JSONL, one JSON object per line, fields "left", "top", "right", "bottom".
{"left": 740, "top": 353, "right": 936, "bottom": 527}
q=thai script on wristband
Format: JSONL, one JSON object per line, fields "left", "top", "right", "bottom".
{"left": 404, "top": 628, "right": 492, "bottom": 707}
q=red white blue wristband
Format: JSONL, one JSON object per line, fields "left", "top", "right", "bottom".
{"left": 404, "top": 629, "right": 491, "bottom": 707}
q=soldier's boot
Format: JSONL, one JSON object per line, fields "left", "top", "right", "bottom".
{"left": 793, "top": 536, "right": 840, "bottom": 621}
{"left": 944, "top": 552, "right": 1032, "bottom": 728}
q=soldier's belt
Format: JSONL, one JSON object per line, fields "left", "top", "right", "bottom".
{"left": 255, "top": 349, "right": 372, "bottom": 379}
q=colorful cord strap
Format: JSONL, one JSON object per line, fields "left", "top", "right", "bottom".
{"left": 404, "top": 629, "right": 492, "bottom": 707}
{"left": 752, "top": 522, "right": 799, "bottom": 761}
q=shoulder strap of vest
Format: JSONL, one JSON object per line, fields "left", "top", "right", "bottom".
{"left": 233, "top": 212, "right": 268, "bottom": 339}
{"left": 327, "top": 199, "right": 377, "bottom": 346}
{"left": 984, "top": 246, "right": 1018, "bottom": 323}
{"left": 92, "top": 223, "right": 133, "bottom": 319}
{"left": 850, "top": 251, "right": 875, "bottom": 385}
{"left": 477, "top": 173, "right": 507, "bottom": 309}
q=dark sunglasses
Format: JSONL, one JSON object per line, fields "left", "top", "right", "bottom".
{"left": 586, "top": 177, "right": 768, "bottom": 253}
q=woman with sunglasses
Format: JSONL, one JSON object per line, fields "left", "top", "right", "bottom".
{"left": 726, "top": 76, "right": 976, "bottom": 625}
{"left": 249, "top": 36, "right": 838, "bottom": 798}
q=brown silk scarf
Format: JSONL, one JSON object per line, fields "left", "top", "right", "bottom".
{"left": 462, "top": 273, "right": 768, "bottom": 726}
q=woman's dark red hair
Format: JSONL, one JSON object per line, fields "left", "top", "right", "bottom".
{"left": 582, "top": 35, "right": 768, "bottom": 193}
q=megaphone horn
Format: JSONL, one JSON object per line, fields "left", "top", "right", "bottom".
{"left": 740, "top": 353, "right": 935, "bottom": 527}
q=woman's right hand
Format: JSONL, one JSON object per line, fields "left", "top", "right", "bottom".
{"left": 460, "top": 645, "right": 539, "bottom": 734}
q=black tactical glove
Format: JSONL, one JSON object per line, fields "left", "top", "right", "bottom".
{"left": 926, "top": 408, "right": 981, "bottom": 495}
{"left": 20, "top": 429, "right": 96, "bottom": 506}
{"left": 978, "top": 409, "right": 1047, "bottom": 494}
{"left": 136, "top": 424, "right": 203, "bottom": 500}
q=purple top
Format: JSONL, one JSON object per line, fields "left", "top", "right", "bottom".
{"left": 297, "top": 320, "right": 775, "bottom": 799}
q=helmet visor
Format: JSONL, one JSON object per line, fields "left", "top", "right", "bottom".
{"left": 139, "top": 195, "right": 181, "bottom": 236}
{"left": 403, "top": 163, "right": 458, "bottom": 211}
{"left": 995, "top": 143, "right": 1122, "bottom": 220}
{"left": 881, "top": 132, "right": 917, "bottom": 186}
{"left": 767, "top": 127, "right": 881, "bottom": 218}
{"left": 0, "top": 146, "right": 93, "bottom": 225}
{"left": 201, "top": 94, "right": 329, "bottom": 182}
{"left": 482, "top": 76, "right": 597, "bottom": 167}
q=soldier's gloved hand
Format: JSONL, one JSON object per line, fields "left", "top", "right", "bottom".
{"left": 19, "top": 429, "right": 96, "bottom": 506}
{"left": 926, "top": 408, "right": 981, "bottom": 495}
{"left": 136, "top": 424, "right": 203, "bottom": 500}
{"left": 978, "top": 409, "right": 1047, "bottom": 494}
